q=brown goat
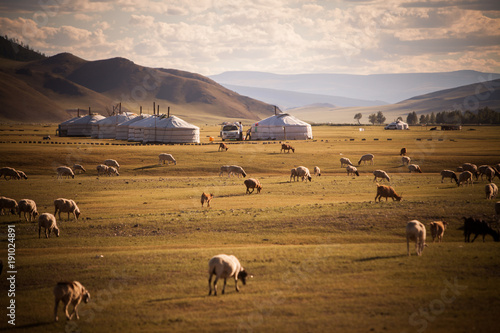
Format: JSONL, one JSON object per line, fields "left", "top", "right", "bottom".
{"left": 375, "top": 184, "right": 402, "bottom": 202}
{"left": 400, "top": 147, "right": 407, "bottom": 156}
{"left": 218, "top": 143, "right": 228, "bottom": 152}
{"left": 201, "top": 193, "right": 214, "bottom": 207}
{"left": 280, "top": 144, "right": 295, "bottom": 153}
{"left": 430, "top": 221, "right": 448, "bottom": 242}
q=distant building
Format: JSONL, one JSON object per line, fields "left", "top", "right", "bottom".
{"left": 384, "top": 119, "right": 409, "bottom": 130}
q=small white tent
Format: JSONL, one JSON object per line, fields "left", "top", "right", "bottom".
{"left": 127, "top": 116, "right": 157, "bottom": 142}
{"left": 116, "top": 114, "right": 150, "bottom": 141}
{"left": 384, "top": 119, "right": 409, "bottom": 130}
{"left": 91, "top": 112, "right": 137, "bottom": 139}
{"left": 58, "top": 116, "right": 81, "bottom": 137}
{"left": 67, "top": 114, "right": 106, "bottom": 136}
{"left": 142, "top": 115, "right": 200, "bottom": 143}
{"left": 250, "top": 113, "right": 313, "bottom": 140}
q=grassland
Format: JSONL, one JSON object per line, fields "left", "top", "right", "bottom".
{"left": 1, "top": 124, "right": 500, "bottom": 333}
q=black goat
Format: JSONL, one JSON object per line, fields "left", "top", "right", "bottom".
{"left": 462, "top": 217, "right": 499, "bottom": 242}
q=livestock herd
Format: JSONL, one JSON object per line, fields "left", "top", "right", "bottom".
{"left": 1, "top": 142, "right": 499, "bottom": 323}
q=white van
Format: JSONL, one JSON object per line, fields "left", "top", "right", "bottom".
{"left": 220, "top": 123, "right": 241, "bottom": 141}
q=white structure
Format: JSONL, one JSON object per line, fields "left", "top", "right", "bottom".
{"left": 58, "top": 116, "right": 81, "bottom": 137}
{"left": 385, "top": 119, "right": 409, "bottom": 130}
{"left": 91, "top": 112, "right": 137, "bottom": 139}
{"left": 250, "top": 113, "right": 313, "bottom": 140}
{"left": 66, "top": 114, "right": 105, "bottom": 136}
{"left": 128, "top": 115, "right": 200, "bottom": 143}
{"left": 116, "top": 114, "right": 150, "bottom": 141}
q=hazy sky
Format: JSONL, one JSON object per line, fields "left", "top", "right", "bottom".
{"left": 0, "top": 0, "right": 499, "bottom": 75}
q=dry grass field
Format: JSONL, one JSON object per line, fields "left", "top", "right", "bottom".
{"left": 1, "top": 124, "right": 500, "bottom": 333}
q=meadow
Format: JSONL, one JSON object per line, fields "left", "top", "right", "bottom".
{"left": 0, "top": 124, "right": 499, "bottom": 333}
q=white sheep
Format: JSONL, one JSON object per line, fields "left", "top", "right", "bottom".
{"left": 18, "top": 199, "right": 38, "bottom": 222}
{"left": 462, "top": 163, "right": 478, "bottom": 179}
{"left": 38, "top": 213, "right": 60, "bottom": 238}
{"left": 340, "top": 157, "right": 354, "bottom": 167}
{"left": 296, "top": 166, "right": 312, "bottom": 182}
{"left": 56, "top": 166, "right": 75, "bottom": 179}
{"left": 408, "top": 164, "right": 422, "bottom": 173}
{"left": 53, "top": 281, "right": 90, "bottom": 321}
{"left": 314, "top": 166, "right": 321, "bottom": 176}
{"left": 0, "top": 167, "right": 21, "bottom": 180}
{"left": 158, "top": 153, "right": 177, "bottom": 165}
{"left": 440, "top": 170, "right": 458, "bottom": 184}
{"left": 290, "top": 168, "right": 298, "bottom": 182}
{"left": 208, "top": 254, "right": 250, "bottom": 296}
{"left": 458, "top": 171, "right": 473, "bottom": 187}
{"left": 219, "top": 165, "right": 231, "bottom": 177}
{"left": 228, "top": 165, "right": 247, "bottom": 178}
{"left": 72, "top": 164, "right": 86, "bottom": 174}
{"left": 484, "top": 166, "right": 499, "bottom": 183}
{"left": 406, "top": 220, "right": 426, "bottom": 256}
{"left": 106, "top": 166, "right": 119, "bottom": 177}
{"left": 0, "top": 196, "right": 18, "bottom": 215}
{"left": 486, "top": 183, "right": 498, "bottom": 200}
{"left": 373, "top": 170, "right": 390, "bottom": 182}
{"left": 358, "top": 154, "right": 374, "bottom": 165}
{"left": 96, "top": 164, "right": 109, "bottom": 176}
{"left": 54, "top": 198, "right": 81, "bottom": 221}
{"left": 17, "top": 170, "right": 28, "bottom": 180}
{"left": 104, "top": 159, "right": 120, "bottom": 169}
{"left": 401, "top": 156, "right": 411, "bottom": 166}
{"left": 346, "top": 165, "right": 359, "bottom": 177}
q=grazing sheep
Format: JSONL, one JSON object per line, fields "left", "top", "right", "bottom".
{"left": 54, "top": 198, "right": 81, "bottom": 221}
{"left": 96, "top": 164, "right": 109, "bottom": 176}
{"left": 430, "top": 221, "right": 448, "bottom": 242}
{"left": 56, "top": 166, "right": 75, "bottom": 179}
{"left": 400, "top": 147, "right": 407, "bottom": 156}
{"left": 457, "top": 171, "right": 473, "bottom": 187}
{"left": 72, "top": 164, "right": 86, "bottom": 174}
{"left": 219, "top": 165, "right": 231, "bottom": 177}
{"left": 408, "top": 164, "right": 422, "bottom": 173}
{"left": 462, "top": 216, "right": 499, "bottom": 242}
{"left": 456, "top": 166, "right": 464, "bottom": 172}
{"left": 38, "top": 213, "right": 59, "bottom": 238}
{"left": 228, "top": 165, "right": 247, "bottom": 178}
{"left": 484, "top": 166, "right": 500, "bottom": 183}
{"left": 280, "top": 143, "right": 295, "bottom": 153}
{"left": 104, "top": 159, "right": 120, "bottom": 169}
{"left": 296, "top": 166, "right": 312, "bottom": 182}
{"left": 358, "top": 154, "right": 374, "bottom": 165}
{"left": 346, "top": 165, "right": 359, "bottom": 177}
{"left": 208, "top": 254, "right": 250, "bottom": 296}
{"left": 17, "top": 170, "right": 28, "bottom": 180}
{"left": 53, "top": 281, "right": 90, "bottom": 321}
{"left": 401, "top": 156, "right": 411, "bottom": 166}
{"left": 340, "top": 157, "right": 354, "bottom": 167}
{"left": 244, "top": 178, "right": 262, "bottom": 194}
{"left": 486, "top": 183, "right": 498, "bottom": 200}
{"left": 440, "top": 170, "right": 458, "bottom": 184}
{"left": 313, "top": 166, "right": 321, "bottom": 176}
{"left": 373, "top": 170, "right": 390, "bottom": 182}
{"left": 106, "top": 166, "right": 119, "bottom": 177}
{"left": 478, "top": 165, "right": 490, "bottom": 179}
{"left": 158, "top": 153, "right": 176, "bottom": 165}
{"left": 462, "top": 163, "right": 478, "bottom": 179}
{"left": 375, "top": 184, "right": 402, "bottom": 202}
{"left": 406, "top": 220, "right": 427, "bottom": 256}
{"left": 290, "top": 168, "right": 298, "bottom": 182}
{"left": 218, "top": 143, "right": 228, "bottom": 151}
{"left": 18, "top": 199, "right": 38, "bottom": 222}
{"left": 201, "top": 193, "right": 214, "bottom": 207}
{"left": 0, "top": 196, "right": 18, "bottom": 215}
{"left": 0, "top": 167, "right": 21, "bottom": 180}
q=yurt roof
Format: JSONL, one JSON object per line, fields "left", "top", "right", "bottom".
{"left": 60, "top": 116, "right": 81, "bottom": 125}
{"left": 156, "top": 115, "right": 199, "bottom": 129}
{"left": 256, "top": 113, "right": 311, "bottom": 126}
{"left": 117, "top": 114, "right": 151, "bottom": 127}
{"left": 70, "top": 114, "right": 105, "bottom": 125}
{"left": 95, "top": 112, "right": 137, "bottom": 125}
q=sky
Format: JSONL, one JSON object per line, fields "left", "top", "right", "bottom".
{"left": 0, "top": 0, "right": 499, "bottom": 76}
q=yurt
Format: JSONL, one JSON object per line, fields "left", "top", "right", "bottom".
{"left": 57, "top": 116, "right": 81, "bottom": 137}
{"left": 67, "top": 114, "right": 106, "bottom": 136}
{"left": 250, "top": 113, "right": 313, "bottom": 140}
{"left": 91, "top": 112, "right": 137, "bottom": 139}
{"left": 116, "top": 114, "right": 150, "bottom": 141}
{"left": 384, "top": 119, "right": 409, "bottom": 130}
{"left": 127, "top": 116, "right": 157, "bottom": 142}
{"left": 142, "top": 115, "right": 200, "bottom": 143}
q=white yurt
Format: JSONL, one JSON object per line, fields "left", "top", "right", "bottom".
{"left": 116, "top": 114, "right": 150, "bottom": 141}
{"left": 250, "top": 113, "right": 313, "bottom": 140}
{"left": 66, "top": 114, "right": 106, "bottom": 136}
{"left": 57, "top": 116, "right": 81, "bottom": 137}
{"left": 142, "top": 115, "right": 200, "bottom": 143}
{"left": 384, "top": 119, "right": 409, "bottom": 130}
{"left": 127, "top": 116, "right": 157, "bottom": 142}
{"left": 91, "top": 112, "right": 137, "bottom": 139}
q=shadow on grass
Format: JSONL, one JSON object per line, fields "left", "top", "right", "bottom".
{"left": 8, "top": 321, "right": 54, "bottom": 330}
{"left": 216, "top": 193, "right": 248, "bottom": 198}
{"left": 147, "top": 295, "right": 206, "bottom": 303}
{"left": 353, "top": 254, "right": 406, "bottom": 262}
{"left": 133, "top": 164, "right": 164, "bottom": 171}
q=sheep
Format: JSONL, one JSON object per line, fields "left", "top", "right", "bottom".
{"left": 430, "top": 221, "right": 448, "bottom": 242}
{"left": 456, "top": 166, "right": 464, "bottom": 172}
{"left": 462, "top": 163, "right": 478, "bottom": 180}
{"left": 104, "top": 159, "right": 120, "bottom": 169}
{"left": 457, "top": 171, "right": 473, "bottom": 187}
{"left": 373, "top": 170, "right": 390, "bottom": 182}
{"left": 478, "top": 165, "right": 490, "bottom": 179}
{"left": 72, "top": 164, "right": 86, "bottom": 174}
{"left": 296, "top": 166, "right": 312, "bottom": 182}
{"left": 406, "top": 220, "right": 427, "bottom": 256}
{"left": 408, "top": 164, "right": 422, "bottom": 173}
{"left": 208, "top": 254, "right": 250, "bottom": 296}
{"left": 358, "top": 154, "right": 374, "bottom": 165}
{"left": 18, "top": 199, "right": 38, "bottom": 222}
{"left": 0, "top": 167, "right": 21, "bottom": 180}
{"left": 0, "top": 196, "right": 18, "bottom": 215}
{"left": 54, "top": 198, "right": 81, "bottom": 221}
{"left": 375, "top": 184, "right": 402, "bottom": 202}
{"left": 484, "top": 166, "right": 500, "bottom": 183}
{"left": 228, "top": 165, "right": 247, "bottom": 178}
{"left": 201, "top": 192, "right": 214, "bottom": 207}
{"left": 219, "top": 165, "right": 231, "bottom": 177}
{"left": 53, "top": 281, "right": 90, "bottom": 321}
{"left": 462, "top": 216, "right": 499, "bottom": 242}
{"left": 340, "top": 157, "right": 354, "bottom": 167}
{"left": 158, "top": 153, "right": 176, "bottom": 165}
{"left": 244, "top": 178, "right": 262, "bottom": 194}
{"left": 314, "top": 166, "right": 321, "bottom": 176}
{"left": 106, "top": 166, "right": 119, "bottom": 177}
{"left": 400, "top": 147, "right": 407, "bottom": 156}
{"left": 97, "top": 164, "right": 118, "bottom": 176}
{"left": 440, "top": 170, "right": 458, "bottom": 184}
{"left": 346, "top": 165, "right": 359, "bottom": 177}
{"left": 290, "top": 168, "right": 298, "bottom": 182}
{"left": 17, "top": 170, "right": 28, "bottom": 180}
{"left": 401, "top": 156, "right": 411, "bottom": 166}
{"left": 218, "top": 143, "right": 228, "bottom": 151}
{"left": 486, "top": 183, "right": 498, "bottom": 200}
{"left": 281, "top": 143, "right": 295, "bottom": 153}
{"left": 56, "top": 166, "right": 74, "bottom": 179}
{"left": 38, "top": 213, "right": 60, "bottom": 238}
